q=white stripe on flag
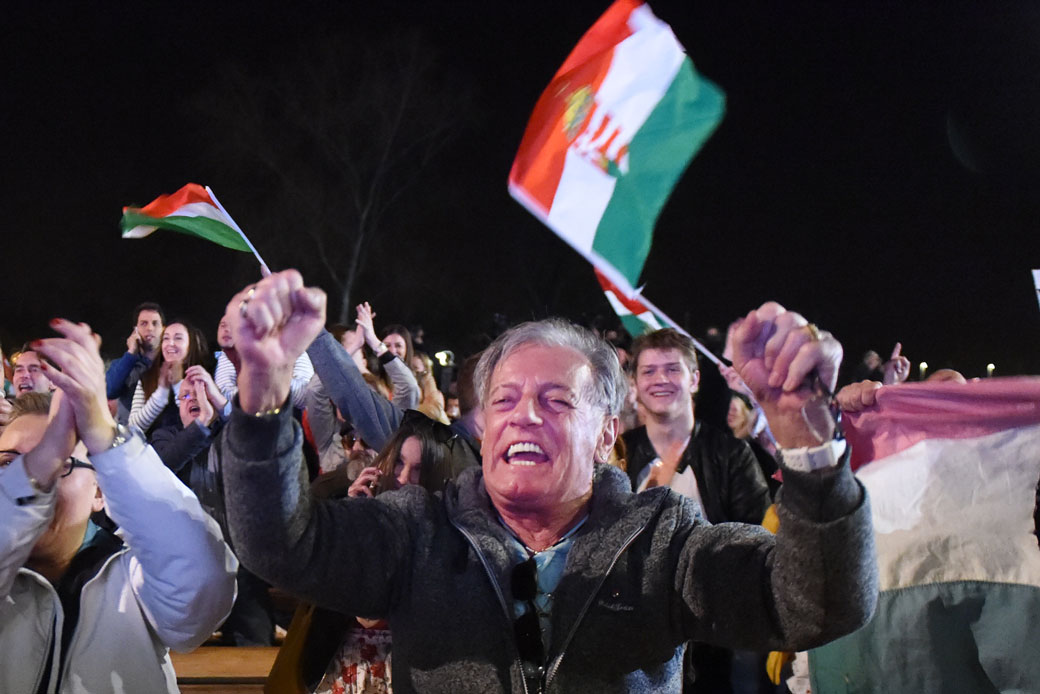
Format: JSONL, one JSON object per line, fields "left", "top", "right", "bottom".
{"left": 857, "top": 422, "right": 1040, "bottom": 590}
{"left": 604, "top": 290, "right": 634, "bottom": 316}
{"left": 122, "top": 201, "right": 233, "bottom": 239}
{"left": 546, "top": 147, "right": 617, "bottom": 253}
{"left": 593, "top": 6, "right": 684, "bottom": 148}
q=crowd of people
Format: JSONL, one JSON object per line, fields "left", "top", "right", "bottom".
{"left": 6, "top": 266, "right": 1020, "bottom": 693}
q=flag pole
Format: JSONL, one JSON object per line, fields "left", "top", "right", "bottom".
{"left": 620, "top": 287, "right": 723, "bottom": 367}
{"left": 544, "top": 231, "right": 725, "bottom": 367}
{"left": 205, "top": 186, "right": 272, "bottom": 276}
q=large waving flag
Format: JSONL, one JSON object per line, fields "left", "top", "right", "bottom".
{"left": 810, "top": 378, "right": 1040, "bottom": 692}
{"left": 121, "top": 183, "right": 270, "bottom": 273}
{"left": 508, "top": 0, "right": 725, "bottom": 302}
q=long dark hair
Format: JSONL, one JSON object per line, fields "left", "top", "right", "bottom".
{"left": 370, "top": 410, "right": 454, "bottom": 495}
{"left": 140, "top": 321, "right": 209, "bottom": 398}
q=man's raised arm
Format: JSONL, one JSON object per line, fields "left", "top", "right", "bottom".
{"left": 219, "top": 271, "right": 413, "bottom": 616}
{"left": 677, "top": 303, "right": 878, "bottom": 652}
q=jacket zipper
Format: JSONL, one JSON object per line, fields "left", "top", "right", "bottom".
{"left": 451, "top": 520, "right": 533, "bottom": 694}
{"left": 543, "top": 493, "right": 667, "bottom": 689}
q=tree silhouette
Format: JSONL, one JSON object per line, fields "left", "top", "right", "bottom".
{"left": 194, "top": 30, "right": 467, "bottom": 322}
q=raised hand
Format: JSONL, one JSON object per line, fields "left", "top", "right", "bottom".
{"left": 159, "top": 360, "right": 177, "bottom": 388}
{"left": 355, "top": 302, "right": 376, "bottom": 339}
{"left": 836, "top": 380, "right": 882, "bottom": 413}
{"left": 126, "top": 327, "right": 142, "bottom": 355}
{"left": 19, "top": 390, "right": 77, "bottom": 490}
{"left": 347, "top": 466, "right": 382, "bottom": 498}
{"left": 185, "top": 365, "right": 228, "bottom": 410}
{"left": 355, "top": 301, "right": 386, "bottom": 354}
{"left": 227, "top": 270, "right": 326, "bottom": 414}
{"left": 195, "top": 380, "right": 216, "bottom": 426}
{"left": 33, "top": 319, "right": 119, "bottom": 455}
{"left": 729, "top": 302, "right": 843, "bottom": 448}
{"left": 881, "top": 342, "right": 910, "bottom": 385}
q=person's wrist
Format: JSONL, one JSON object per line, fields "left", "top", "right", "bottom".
{"left": 765, "top": 406, "right": 834, "bottom": 450}
{"left": 23, "top": 440, "right": 68, "bottom": 492}
{"left": 238, "top": 363, "right": 292, "bottom": 415}
{"left": 83, "top": 414, "right": 120, "bottom": 455}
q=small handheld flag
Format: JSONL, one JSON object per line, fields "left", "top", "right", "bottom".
{"left": 121, "top": 183, "right": 270, "bottom": 274}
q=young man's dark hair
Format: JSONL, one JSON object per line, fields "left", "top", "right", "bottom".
{"left": 133, "top": 302, "right": 165, "bottom": 326}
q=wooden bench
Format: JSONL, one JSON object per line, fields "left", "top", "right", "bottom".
{"left": 171, "top": 646, "right": 279, "bottom": 693}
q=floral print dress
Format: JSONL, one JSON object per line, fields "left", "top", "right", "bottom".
{"left": 315, "top": 622, "right": 392, "bottom": 694}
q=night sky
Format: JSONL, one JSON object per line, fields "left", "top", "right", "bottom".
{"left": 5, "top": 1, "right": 1040, "bottom": 380}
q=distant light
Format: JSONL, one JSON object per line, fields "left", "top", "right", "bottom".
{"left": 919, "top": 362, "right": 928, "bottom": 379}
{"left": 434, "top": 350, "right": 455, "bottom": 367}
{"left": 987, "top": 363, "right": 995, "bottom": 377}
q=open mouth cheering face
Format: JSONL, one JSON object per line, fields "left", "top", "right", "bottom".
{"left": 481, "top": 343, "right": 614, "bottom": 519}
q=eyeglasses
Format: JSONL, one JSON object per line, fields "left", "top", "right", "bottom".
{"left": 61, "top": 458, "right": 95, "bottom": 478}
{"left": 511, "top": 556, "right": 546, "bottom": 680}
{"left": 0, "top": 453, "right": 94, "bottom": 475}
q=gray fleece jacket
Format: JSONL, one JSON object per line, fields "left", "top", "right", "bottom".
{"left": 221, "top": 405, "right": 877, "bottom": 694}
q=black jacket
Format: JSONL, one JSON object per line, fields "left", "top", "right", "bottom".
{"left": 622, "top": 421, "right": 771, "bottom": 525}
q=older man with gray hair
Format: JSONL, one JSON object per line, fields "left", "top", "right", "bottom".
{"left": 220, "top": 270, "right": 877, "bottom": 694}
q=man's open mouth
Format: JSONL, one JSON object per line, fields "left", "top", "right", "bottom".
{"left": 504, "top": 442, "right": 549, "bottom": 466}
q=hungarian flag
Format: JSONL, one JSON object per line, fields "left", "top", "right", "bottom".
{"left": 121, "top": 183, "right": 251, "bottom": 252}
{"left": 595, "top": 268, "right": 661, "bottom": 336}
{"left": 810, "top": 378, "right": 1040, "bottom": 692}
{"left": 509, "top": 0, "right": 724, "bottom": 297}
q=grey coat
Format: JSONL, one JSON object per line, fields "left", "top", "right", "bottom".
{"left": 221, "top": 406, "right": 877, "bottom": 693}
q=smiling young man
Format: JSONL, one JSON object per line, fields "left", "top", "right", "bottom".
{"left": 219, "top": 271, "right": 877, "bottom": 694}
{"left": 622, "top": 330, "right": 773, "bottom": 694}
{"left": 624, "top": 329, "right": 771, "bottom": 525}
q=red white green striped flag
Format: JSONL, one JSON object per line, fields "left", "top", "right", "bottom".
{"left": 810, "top": 378, "right": 1040, "bottom": 692}
{"left": 595, "top": 268, "right": 661, "bottom": 336}
{"left": 509, "top": 0, "right": 724, "bottom": 299}
{"left": 121, "top": 183, "right": 270, "bottom": 273}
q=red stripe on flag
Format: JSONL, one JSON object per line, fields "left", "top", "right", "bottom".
{"left": 556, "top": 0, "right": 639, "bottom": 77}
{"left": 122, "top": 182, "right": 215, "bottom": 218}
{"left": 508, "top": 0, "right": 638, "bottom": 214}
{"left": 595, "top": 268, "right": 652, "bottom": 315}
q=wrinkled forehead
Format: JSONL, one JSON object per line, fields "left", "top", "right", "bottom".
{"left": 490, "top": 343, "right": 595, "bottom": 398}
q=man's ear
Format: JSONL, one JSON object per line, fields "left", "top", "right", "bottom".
{"left": 594, "top": 415, "right": 620, "bottom": 464}
{"left": 92, "top": 485, "right": 105, "bottom": 513}
{"left": 690, "top": 369, "right": 701, "bottom": 394}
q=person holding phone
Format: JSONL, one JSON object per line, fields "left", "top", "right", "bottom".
{"left": 105, "top": 302, "right": 165, "bottom": 423}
